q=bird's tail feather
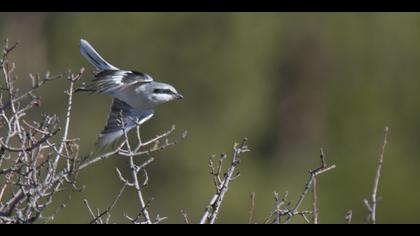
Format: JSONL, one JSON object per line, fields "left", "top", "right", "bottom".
{"left": 96, "top": 129, "right": 126, "bottom": 147}
{"left": 79, "top": 39, "right": 118, "bottom": 71}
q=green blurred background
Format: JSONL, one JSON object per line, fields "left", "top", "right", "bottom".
{"left": 1, "top": 12, "right": 419, "bottom": 224}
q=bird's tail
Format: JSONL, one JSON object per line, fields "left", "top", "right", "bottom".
{"left": 96, "top": 129, "right": 126, "bottom": 147}
{"left": 79, "top": 39, "right": 118, "bottom": 71}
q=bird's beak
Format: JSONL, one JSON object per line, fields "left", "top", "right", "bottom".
{"left": 175, "top": 93, "right": 184, "bottom": 100}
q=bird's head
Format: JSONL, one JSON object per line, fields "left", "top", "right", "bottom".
{"left": 147, "top": 82, "right": 183, "bottom": 105}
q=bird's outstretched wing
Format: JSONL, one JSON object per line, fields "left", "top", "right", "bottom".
{"left": 80, "top": 39, "right": 119, "bottom": 71}
{"left": 78, "top": 39, "right": 153, "bottom": 95}
{"left": 84, "top": 70, "right": 153, "bottom": 95}
{"left": 96, "top": 98, "right": 154, "bottom": 147}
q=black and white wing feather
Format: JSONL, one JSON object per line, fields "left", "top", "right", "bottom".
{"left": 97, "top": 98, "right": 154, "bottom": 146}
{"left": 86, "top": 70, "right": 153, "bottom": 95}
{"left": 79, "top": 39, "right": 154, "bottom": 95}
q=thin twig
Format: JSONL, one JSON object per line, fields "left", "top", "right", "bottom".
{"left": 345, "top": 210, "right": 353, "bottom": 224}
{"left": 123, "top": 125, "right": 152, "bottom": 224}
{"left": 83, "top": 199, "right": 99, "bottom": 224}
{"left": 311, "top": 175, "right": 318, "bottom": 224}
{"left": 199, "top": 138, "right": 249, "bottom": 224}
{"left": 52, "top": 69, "right": 84, "bottom": 169}
{"left": 0, "top": 184, "right": 7, "bottom": 203}
{"left": 78, "top": 126, "right": 178, "bottom": 170}
{"left": 284, "top": 148, "right": 336, "bottom": 224}
{"left": 180, "top": 210, "right": 190, "bottom": 224}
{"left": 0, "top": 128, "right": 60, "bottom": 152}
{"left": 311, "top": 148, "right": 324, "bottom": 224}
{"left": 248, "top": 192, "right": 256, "bottom": 224}
{"left": 88, "top": 184, "right": 127, "bottom": 224}
{"left": 365, "top": 126, "right": 389, "bottom": 224}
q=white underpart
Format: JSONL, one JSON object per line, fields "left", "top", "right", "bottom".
{"left": 110, "top": 84, "right": 150, "bottom": 110}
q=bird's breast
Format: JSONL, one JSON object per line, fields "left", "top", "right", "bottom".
{"left": 111, "top": 86, "right": 152, "bottom": 110}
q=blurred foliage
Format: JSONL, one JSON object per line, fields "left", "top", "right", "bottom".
{"left": 1, "top": 12, "right": 420, "bottom": 223}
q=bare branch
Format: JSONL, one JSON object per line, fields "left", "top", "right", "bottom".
{"left": 248, "top": 192, "right": 256, "bottom": 224}
{"left": 365, "top": 126, "right": 389, "bottom": 224}
{"left": 0, "top": 40, "right": 84, "bottom": 224}
{"left": 83, "top": 199, "right": 100, "bottom": 224}
{"left": 52, "top": 68, "right": 84, "bottom": 170}
{"left": 283, "top": 148, "right": 336, "bottom": 224}
{"left": 311, "top": 175, "right": 318, "bottom": 224}
{"left": 345, "top": 210, "right": 353, "bottom": 224}
{"left": 180, "top": 209, "right": 190, "bottom": 224}
{"left": 88, "top": 184, "right": 127, "bottom": 224}
{"left": 123, "top": 125, "right": 152, "bottom": 224}
{"left": 199, "top": 138, "right": 250, "bottom": 224}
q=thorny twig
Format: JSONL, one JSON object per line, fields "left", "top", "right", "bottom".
{"left": 199, "top": 138, "right": 250, "bottom": 224}
{"left": 263, "top": 191, "right": 309, "bottom": 224}
{"left": 283, "top": 148, "right": 336, "bottom": 224}
{"left": 263, "top": 148, "right": 335, "bottom": 224}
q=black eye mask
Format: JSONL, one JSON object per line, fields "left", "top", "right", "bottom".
{"left": 153, "top": 89, "right": 173, "bottom": 94}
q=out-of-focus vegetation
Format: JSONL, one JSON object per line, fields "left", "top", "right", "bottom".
{"left": 1, "top": 12, "right": 420, "bottom": 223}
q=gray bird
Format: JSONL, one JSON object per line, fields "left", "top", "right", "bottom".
{"left": 79, "top": 39, "right": 183, "bottom": 146}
